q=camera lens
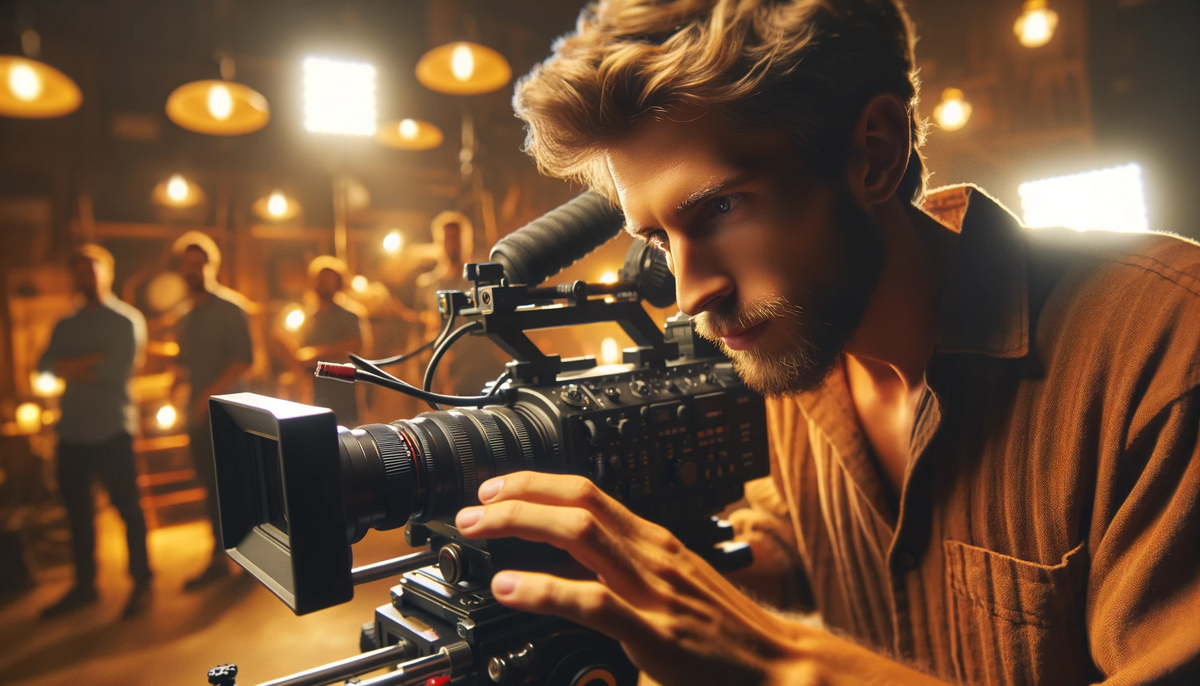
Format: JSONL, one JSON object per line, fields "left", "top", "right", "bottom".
{"left": 335, "top": 405, "right": 554, "bottom": 543}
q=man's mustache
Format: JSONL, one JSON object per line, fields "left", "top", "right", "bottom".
{"left": 692, "top": 294, "right": 802, "bottom": 341}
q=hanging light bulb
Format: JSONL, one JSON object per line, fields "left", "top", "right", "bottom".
{"left": 156, "top": 404, "right": 178, "bottom": 430}
{"left": 382, "top": 231, "right": 403, "bottom": 254}
{"left": 0, "top": 56, "right": 82, "bottom": 118}
{"left": 1014, "top": 0, "right": 1059, "bottom": 49}
{"left": 207, "top": 82, "right": 234, "bottom": 120}
{"left": 9, "top": 62, "right": 42, "bottom": 101}
{"left": 376, "top": 118, "right": 443, "bottom": 151}
{"left": 933, "top": 88, "right": 972, "bottom": 132}
{"left": 167, "top": 174, "right": 189, "bottom": 202}
{"left": 284, "top": 307, "right": 305, "bottom": 332}
{"left": 451, "top": 44, "right": 475, "bottom": 82}
{"left": 351, "top": 275, "right": 369, "bottom": 292}
{"left": 267, "top": 191, "right": 288, "bottom": 217}
{"left": 166, "top": 79, "right": 269, "bottom": 135}
{"left": 416, "top": 42, "right": 511, "bottom": 95}
{"left": 153, "top": 173, "right": 204, "bottom": 209}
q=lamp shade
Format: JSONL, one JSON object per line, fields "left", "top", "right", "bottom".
{"left": 153, "top": 174, "right": 205, "bottom": 209}
{"left": 415, "top": 42, "right": 511, "bottom": 95}
{"left": 376, "top": 118, "right": 444, "bottom": 150}
{"left": 0, "top": 56, "right": 82, "bottom": 119}
{"left": 253, "top": 190, "right": 302, "bottom": 221}
{"left": 166, "top": 79, "right": 269, "bottom": 135}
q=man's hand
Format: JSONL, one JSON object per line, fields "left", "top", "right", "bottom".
{"left": 52, "top": 353, "right": 103, "bottom": 383}
{"left": 455, "top": 472, "right": 948, "bottom": 686}
{"left": 455, "top": 472, "right": 797, "bottom": 685}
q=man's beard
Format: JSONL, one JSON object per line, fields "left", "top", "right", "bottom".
{"left": 693, "top": 191, "right": 885, "bottom": 396}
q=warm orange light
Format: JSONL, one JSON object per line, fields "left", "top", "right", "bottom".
{"left": 376, "top": 118, "right": 444, "bottom": 151}
{"left": 166, "top": 79, "right": 269, "bottom": 135}
{"left": 1014, "top": 0, "right": 1059, "bottom": 49}
{"left": 15, "top": 402, "right": 41, "bottom": 434}
{"left": 0, "top": 56, "right": 81, "bottom": 119}
{"left": 933, "top": 88, "right": 972, "bottom": 132}
{"left": 382, "top": 231, "right": 403, "bottom": 254}
{"left": 416, "top": 42, "right": 511, "bottom": 96}
{"left": 598, "top": 272, "right": 619, "bottom": 285}
{"left": 153, "top": 174, "right": 205, "bottom": 209}
{"left": 252, "top": 190, "right": 301, "bottom": 221}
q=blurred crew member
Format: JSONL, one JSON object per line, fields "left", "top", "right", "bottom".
{"left": 294, "top": 256, "right": 370, "bottom": 425}
{"left": 38, "top": 244, "right": 151, "bottom": 619}
{"left": 172, "top": 231, "right": 253, "bottom": 590}
{"left": 416, "top": 211, "right": 506, "bottom": 395}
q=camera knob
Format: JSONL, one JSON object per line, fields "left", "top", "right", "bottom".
{"left": 607, "top": 417, "right": 634, "bottom": 440}
{"left": 582, "top": 419, "right": 602, "bottom": 445}
{"left": 631, "top": 379, "right": 651, "bottom": 397}
{"left": 674, "top": 459, "right": 700, "bottom": 487}
{"left": 438, "top": 543, "right": 467, "bottom": 584}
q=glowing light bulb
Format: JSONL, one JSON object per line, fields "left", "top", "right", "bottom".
{"left": 1014, "top": 1, "right": 1059, "bottom": 49}
{"left": 15, "top": 402, "right": 41, "bottom": 434}
{"left": 600, "top": 338, "right": 620, "bottom": 365}
{"left": 399, "top": 118, "right": 419, "bottom": 139}
{"left": 382, "top": 231, "right": 402, "bottom": 254}
{"left": 267, "top": 191, "right": 288, "bottom": 218}
{"left": 8, "top": 61, "right": 42, "bottom": 102}
{"left": 156, "top": 404, "right": 177, "bottom": 429}
{"left": 598, "top": 272, "right": 618, "bottom": 285}
{"left": 933, "top": 88, "right": 972, "bottom": 132}
{"left": 166, "top": 174, "right": 190, "bottom": 203}
{"left": 351, "top": 275, "right": 368, "bottom": 292}
{"left": 451, "top": 44, "right": 475, "bottom": 82}
{"left": 33, "top": 372, "right": 61, "bottom": 397}
{"left": 284, "top": 307, "right": 305, "bottom": 332}
{"left": 207, "top": 83, "right": 234, "bottom": 120}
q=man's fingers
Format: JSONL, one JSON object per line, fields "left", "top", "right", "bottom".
{"left": 490, "top": 571, "right": 659, "bottom": 649}
{"left": 477, "top": 472, "right": 636, "bottom": 531}
{"left": 456, "top": 501, "right": 643, "bottom": 589}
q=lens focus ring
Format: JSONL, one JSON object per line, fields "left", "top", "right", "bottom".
{"left": 361, "top": 424, "right": 416, "bottom": 529}
{"left": 426, "top": 415, "right": 477, "bottom": 506}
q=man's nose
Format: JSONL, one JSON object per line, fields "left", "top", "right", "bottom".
{"left": 672, "top": 236, "right": 733, "bottom": 316}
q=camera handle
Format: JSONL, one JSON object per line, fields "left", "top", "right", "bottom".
{"left": 206, "top": 641, "right": 471, "bottom": 686}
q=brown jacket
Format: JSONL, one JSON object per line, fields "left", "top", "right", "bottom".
{"left": 730, "top": 186, "right": 1200, "bottom": 685}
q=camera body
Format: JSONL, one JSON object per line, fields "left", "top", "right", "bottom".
{"left": 204, "top": 193, "right": 773, "bottom": 686}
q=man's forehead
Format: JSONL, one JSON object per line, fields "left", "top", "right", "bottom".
{"left": 604, "top": 114, "right": 789, "bottom": 229}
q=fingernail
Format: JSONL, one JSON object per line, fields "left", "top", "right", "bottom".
{"left": 492, "top": 572, "right": 519, "bottom": 596}
{"left": 456, "top": 507, "right": 483, "bottom": 529}
{"left": 478, "top": 478, "right": 504, "bottom": 502}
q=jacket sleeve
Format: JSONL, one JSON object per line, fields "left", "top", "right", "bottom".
{"left": 1089, "top": 388, "right": 1200, "bottom": 684}
{"left": 727, "top": 398, "right": 814, "bottom": 611}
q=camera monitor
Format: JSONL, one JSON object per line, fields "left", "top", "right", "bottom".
{"left": 208, "top": 392, "right": 353, "bottom": 614}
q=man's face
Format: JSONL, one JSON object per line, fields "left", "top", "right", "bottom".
{"left": 441, "top": 223, "right": 463, "bottom": 264}
{"left": 180, "top": 247, "right": 209, "bottom": 293}
{"left": 607, "top": 112, "right": 884, "bottom": 395}
{"left": 71, "top": 257, "right": 102, "bottom": 298}
{"left": 315, "top": 268, "right": 342, "bottom": 299}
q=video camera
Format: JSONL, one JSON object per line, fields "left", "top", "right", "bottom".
{"left": 204, "top": 192, "right": 770, "bottom": 686}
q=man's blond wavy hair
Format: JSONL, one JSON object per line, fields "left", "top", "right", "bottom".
{"left": 514, "top": 0, "right": 928, "bottom": 205}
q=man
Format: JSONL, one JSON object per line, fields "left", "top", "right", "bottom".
{"left": 293, "top": 256, "right": 370, "bottom": 426}
{"left": 416, "top": 211, "right": 506, "bottom": 395}
{"left": 172, "top": 231, "right": 254, "bottom": 590}
{"left": 448, "top": 1, "right": 1200, "bottom": 684}
{"left": 38, "top": 244, "right": 152, "bottom": 619}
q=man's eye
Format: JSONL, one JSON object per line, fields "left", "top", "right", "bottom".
{"left": 705, "top": 194, "right": 738, "bottom": 218}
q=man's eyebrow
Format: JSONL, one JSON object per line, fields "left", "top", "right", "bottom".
{"left": 675, "top": 172, "right": 750, "bottom": 213}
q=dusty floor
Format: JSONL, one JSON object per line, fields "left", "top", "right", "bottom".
{"left": 0, "top": 507, "right": 417, "bottom": 686}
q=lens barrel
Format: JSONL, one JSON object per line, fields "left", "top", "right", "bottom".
{"left": 336, "top": 405, "right": 553, "bottom": 543}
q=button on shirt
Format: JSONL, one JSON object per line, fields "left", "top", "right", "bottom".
{"left": 176, "top": 287, "right": 254, "bottom": 408}
{"left": 38, "top": 295, "right": 146, "bottom": 445}
{"left": 730, "top": 186, "right": 1200, "bottom": 684}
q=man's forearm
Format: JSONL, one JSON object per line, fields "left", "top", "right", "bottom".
{"left": 51, "top": 353, "right": 104, "bottom": 382}
{"left": 199, "top": 361, "right": 251, "bottom": 401}
{"left": 768, "top": 626, "right": 949, "bottom": 686}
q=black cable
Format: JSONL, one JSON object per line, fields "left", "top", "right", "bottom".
{"left": 360, "top": 305, "right": 458, "bottom": 368}
{"left": 353, "top": 369, "right": 497, "bottom": 407}
{"left": 487, "top": 371, "right": 512, "bottom": 397}
{"left": 422, "top": 321, "right": 483, "bottom": 411}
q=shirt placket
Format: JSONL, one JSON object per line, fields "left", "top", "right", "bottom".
{"left": 886, "top": 382, "right": 944, "bottom": 658}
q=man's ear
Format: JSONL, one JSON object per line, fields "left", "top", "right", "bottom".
{"left": 845, "top": 94, "right": 912, "bottom": 208}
